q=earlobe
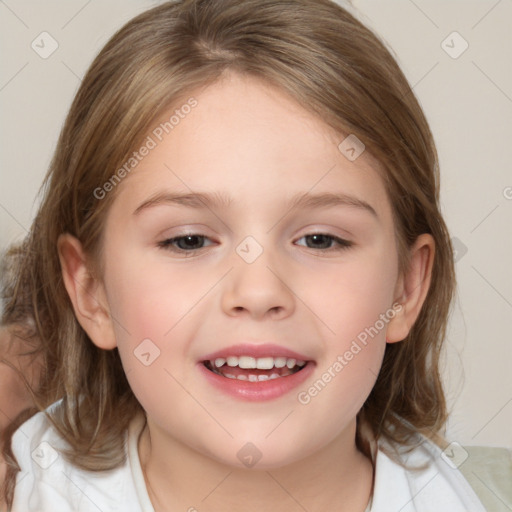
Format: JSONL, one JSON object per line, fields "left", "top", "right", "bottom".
{"left": 57, "top": 233, "right": 117, "bottom": 350}
{"left": 386, "top": 233, "right": 435, "bottom": 344}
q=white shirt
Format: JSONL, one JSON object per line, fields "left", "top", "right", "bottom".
{"left": 11, "top": 409, "right": 486, "bottom": 511}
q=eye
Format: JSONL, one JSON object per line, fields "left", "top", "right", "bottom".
{"left": 158, "top": 234, "right": 214, "bottom": 253}
{"left": 157, "top": 232, "right": 353, "bottom": 255}
{"left": 295, "top": 233, "right": 353, "bottom": 251}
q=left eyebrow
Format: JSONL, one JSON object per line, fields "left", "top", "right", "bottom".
{"left": 133, "top": 190, "right": 378, "bottom": 219}
{"left": 287, "top": 192, "right": 378, "bottom": 219}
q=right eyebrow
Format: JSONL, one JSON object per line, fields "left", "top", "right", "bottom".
{"left": 133, "top": 191, "right": 233, "bottom": 215}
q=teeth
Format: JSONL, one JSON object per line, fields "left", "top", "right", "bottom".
{"left": 256, "top": 357, "right": 274, "bottom": 369}
{"left": 219, "top": 372, "right": 285, "bottom": 381}
{"left": 238, "top": 356, "right": 256, "bottom": 369}
{"left": 210, "top": 356, "right": 307, "bottom": 370}
{"left": 274, "top": 357, "right": 287, "bottom": 368}
{"left": 226, "top": 356, "right": 238, "bottom": 367}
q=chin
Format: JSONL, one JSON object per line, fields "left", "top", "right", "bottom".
{"left": 202, "top": 435, "right": 318, "bottom": 471}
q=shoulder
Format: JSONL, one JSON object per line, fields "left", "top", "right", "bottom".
{"left": 371, "top": 434, "right": 496, "bottom": 511}
{"left": 10, "top": 405, "right": 144, "bottom": 512}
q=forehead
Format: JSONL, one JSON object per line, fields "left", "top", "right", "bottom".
{"left": 109, "top": 73, "right": 393, "bottom": 224}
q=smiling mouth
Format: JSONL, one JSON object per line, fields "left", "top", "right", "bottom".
{"left": 203, "top": 356, "right": 308, "bottom": 382}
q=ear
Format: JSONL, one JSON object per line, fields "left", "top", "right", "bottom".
{"left": 57, "top": 233, "right": 117, "bottom": 350}
{"left": 386, "top": 233, "right": 435, "bottom": 343}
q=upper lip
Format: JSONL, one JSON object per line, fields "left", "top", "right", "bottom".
{"left": 201, "top": 343, "right": 313, "bottom": 362}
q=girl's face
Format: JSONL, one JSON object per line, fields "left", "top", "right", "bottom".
{"left": 98, "top": 73, "right": 404, "bottom": 467}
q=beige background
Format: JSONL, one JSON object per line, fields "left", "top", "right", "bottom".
{"left": 0, "top": 0, "right": 511, "bottom": 449}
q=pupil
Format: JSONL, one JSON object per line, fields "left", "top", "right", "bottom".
{"left": 308, "top": 234, "right": 331, "bottom": 249}
{"left": 179, "top": 235, "right": 203, "bottom": 250}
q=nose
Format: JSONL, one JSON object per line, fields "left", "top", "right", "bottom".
{"left": 220, "top": 248, "right": 296, "bottom": 321}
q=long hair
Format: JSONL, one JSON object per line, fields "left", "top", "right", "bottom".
{"left": 2, "top": 0, "right": 455, "bottom": 504}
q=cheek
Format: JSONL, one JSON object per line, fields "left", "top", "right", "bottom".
{"left": 105, "top": 270, "right": 190, "bottom": 419}
{"left": 306, "top": 249, "right": 398, "bottom": 344}
{"left": 295, "top": 261, "right": 392, "bottom": 436}
{"left": 102, "top": 253, "right": 195, "bottom": 389}
{"left": 105, "top": 249, "right": 203, "bottom": 341}
{"left": 296, "top": 248, "right": 397, "bottom": 407}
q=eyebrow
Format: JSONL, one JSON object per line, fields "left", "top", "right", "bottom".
{"left": 133, "top": 191, "right": 378, "bottom": 219}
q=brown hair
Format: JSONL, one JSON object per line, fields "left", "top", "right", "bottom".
{"left": 2, "top": 0, "right": 455, "bottom": 504}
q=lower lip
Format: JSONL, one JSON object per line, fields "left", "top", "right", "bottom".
{"left": 197, "top": 361, "right": 315, "bottom": 401}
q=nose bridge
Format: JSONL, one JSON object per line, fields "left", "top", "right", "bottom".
{"left": 221, "top": 235, "right": 295, "bottom": 319}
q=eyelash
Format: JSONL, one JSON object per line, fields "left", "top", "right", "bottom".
{"left": 157, "top": 233, "right": 353, "bottom": 255}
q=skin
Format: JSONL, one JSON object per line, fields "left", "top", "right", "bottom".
{"left": 0, "top": 325, "right": 39, "bottom": 431}
{"left": 0, "top": 324, "right": 39, "bottom": 510}
{"left": 59, "top": 72, "right": 434, "bottom": 511}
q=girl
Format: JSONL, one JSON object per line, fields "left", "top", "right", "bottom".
{"left": 2, "top": 0, "right": 508, "bottom": 510}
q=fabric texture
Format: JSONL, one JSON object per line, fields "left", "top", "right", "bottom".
{"left": 11, "top": 407, "right": 505, "bottom": 512}
{"left": 457, "top": 445, "right": 512, "bottom": 512}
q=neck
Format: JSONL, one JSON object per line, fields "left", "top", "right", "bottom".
{"left": 139, "top": 418, "right": 374, "bottom": 512}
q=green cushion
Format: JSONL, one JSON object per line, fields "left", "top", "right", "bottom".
{"left": 458, "top": 446, "right": 512, "bottom": 512}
